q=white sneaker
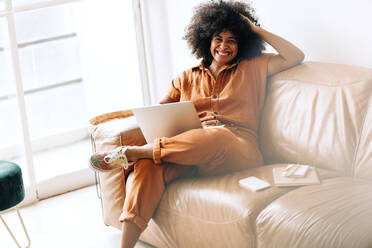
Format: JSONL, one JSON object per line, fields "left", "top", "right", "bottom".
{"left": 89, "top": 146, "right": 129, "bottom": 172}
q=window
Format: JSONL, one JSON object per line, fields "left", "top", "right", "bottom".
{"left": 0, "top": 0, "right": 143, "bottom": 202}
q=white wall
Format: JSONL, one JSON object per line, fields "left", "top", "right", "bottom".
{"left": 146, "top": 0, "right": 372, "bottom": 99}
{"left": 166, "top": 0, "right": 202, "bottom": 78}
{"left": 252, "top": 0, "right": 372, "bottom": 68}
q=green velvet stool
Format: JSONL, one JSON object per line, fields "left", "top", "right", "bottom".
{"left": 0, "top": 160, "right": 31, "bottom": 248}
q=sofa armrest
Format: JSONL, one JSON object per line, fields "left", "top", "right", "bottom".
{"left": 88, "top": 109, "right": 145, "bottom": 153}
{"left": 88, "top": 110, "right": 137, "bottom": 146}
{"left": 89, "top": 110, "right": 133, "bottom": 126}
{"left": 88, "top": 110, "right": 145, "bottom": 229}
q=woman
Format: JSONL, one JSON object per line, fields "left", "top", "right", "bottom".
{"left": 90, "top": 1, "right": 304, "bottom": 247}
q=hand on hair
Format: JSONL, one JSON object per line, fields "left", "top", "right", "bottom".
{"left": 240, "top": 13, "right": 259, "bottom": 33}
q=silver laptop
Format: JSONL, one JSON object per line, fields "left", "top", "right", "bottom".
{"left": 132, "top": 101, "right": 202, "bottom": 143}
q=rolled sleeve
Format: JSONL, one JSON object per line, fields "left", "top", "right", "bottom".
{"left": 119, "top": 211, "right": 148, "bottom": 231}
{"left": 153, "top": 137, "right": 163, "bottom": 164}
{"left": 167, "top": 78, "right": 181, "bottom": 101}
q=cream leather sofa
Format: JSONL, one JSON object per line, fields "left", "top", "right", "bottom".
{"left": 89, "top": 62, "right": 372, "bottom": 248}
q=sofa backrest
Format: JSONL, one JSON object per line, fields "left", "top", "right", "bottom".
{"left": 354, "top": 93, "right": 372, "bottom": 180}
{"left": 259, "top": 62, "right": 372, "bottom": 177}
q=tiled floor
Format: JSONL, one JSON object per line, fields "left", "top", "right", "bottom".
{"left": 0, "top": 186, "right": 154, "bottom": 248}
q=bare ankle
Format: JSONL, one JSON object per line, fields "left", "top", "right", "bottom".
{"left": 125, "top": 146, "right": 139, "bottom": 162}
{"left": 121, "top": 221, "right": 141, "bottom": 248}
{"left": 126, "top": 144, "right": 154, "bottom": 162}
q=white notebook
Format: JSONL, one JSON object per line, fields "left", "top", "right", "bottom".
{"left": 273, "top": 166, "right": 320, "bottom": 187}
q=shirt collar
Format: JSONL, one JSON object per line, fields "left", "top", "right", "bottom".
{"left": 192, "top": 60, "right": 240, "bottom": 72}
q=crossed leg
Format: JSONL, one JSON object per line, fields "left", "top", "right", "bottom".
{"left": 126, "top": 126, "right": 262, "bottom": 176}
{"left": 119, "top": 126, "right": 261, "bottom": 247}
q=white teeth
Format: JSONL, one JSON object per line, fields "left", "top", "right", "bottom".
{"left": 217, "top": 51, "right": 229, "bottom": 56}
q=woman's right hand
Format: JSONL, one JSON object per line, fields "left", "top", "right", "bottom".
{"left": 240, "top": 13, "right": 260, "bottom": 33}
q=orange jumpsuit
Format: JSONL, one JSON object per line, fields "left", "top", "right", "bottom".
{"left": 119, "top": 53, "right": 272, "bottom": 230}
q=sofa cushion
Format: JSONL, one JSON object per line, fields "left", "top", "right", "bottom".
{"left": 256, "top": 177, "right": 372, "bottom": 248}
{"left": 136, "top": 164, "right": 338, "bottom": 248}
{"left": 260, "top": 62, "right": 372, "bottom": 175}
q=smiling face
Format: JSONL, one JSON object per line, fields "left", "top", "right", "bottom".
{"left": 210, "top": 30, "right": 238, "bottom": 67}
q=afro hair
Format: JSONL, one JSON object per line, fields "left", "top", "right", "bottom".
{"left": 184, "top": 0, "right": 265, "bottom": 66}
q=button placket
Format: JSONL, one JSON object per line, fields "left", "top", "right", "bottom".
{"left": 213, "top": 111, "right": 218, "bottom": 119}
{"left": 211, "top": 71, "right": 224, "bottom": 118}
{"left": 211, "top": 93, "right": 218, "bottom": 118}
